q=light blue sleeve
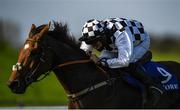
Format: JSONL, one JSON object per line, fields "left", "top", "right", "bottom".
{"left": 106, "top": 31, "right": 133, "bottom": 68}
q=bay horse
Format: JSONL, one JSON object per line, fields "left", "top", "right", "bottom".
{"left": 7, "top": 22, "right": 180, "bottom": 109}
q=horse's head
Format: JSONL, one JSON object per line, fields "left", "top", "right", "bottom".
{"left": 7, "top": 21, "right": 104, "bottom": 96}
{"left": 7, "top": 23, "right": 54, "bottom": 94}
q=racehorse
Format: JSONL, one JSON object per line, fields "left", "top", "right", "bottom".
{"left": 7, "top": 22, "right": 180, "bottom": 109}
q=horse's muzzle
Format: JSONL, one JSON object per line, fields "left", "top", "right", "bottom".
{"left": 7, "top": 80, "right": 25, "bottom": 94}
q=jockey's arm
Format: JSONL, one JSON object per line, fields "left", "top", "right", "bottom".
{"left": 105, "top": 31, "right": 133, "bottom": 68}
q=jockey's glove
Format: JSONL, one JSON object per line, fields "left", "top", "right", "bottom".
{"left": 97, "top": 58, "right": 109, "bottom": 67}
{"left": 90, "top": 54, "right": 109, "bottom": 67}
{"left": 90, "top": 54, "right": 99, "bottom": 63}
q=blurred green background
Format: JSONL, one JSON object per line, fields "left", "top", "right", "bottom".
{"left": 0, "top": 0, "right": 180, "bottom": 107}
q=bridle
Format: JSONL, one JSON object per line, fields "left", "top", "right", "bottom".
{"left": 25, "top": 38, "right": 50, "bottom": 83}
{"left": 12, "top": 38, "right": 50, "bottom": 85}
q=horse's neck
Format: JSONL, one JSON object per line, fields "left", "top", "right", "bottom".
{"left": 45, "top": 36, "right": 108, "bottom": 93}
{"left": 54, "top": 63, "right": 108, "bottom": 93}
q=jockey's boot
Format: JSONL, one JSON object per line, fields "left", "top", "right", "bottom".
{"left": 132, "top": 64, "right": 164, "bottom": 107}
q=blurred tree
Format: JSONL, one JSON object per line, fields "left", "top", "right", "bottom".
{"left": 150, "top": 34, "right": 180, "bottom": 53}
{"left": 0, "top": 18, "right": 21, "bottom": 49}
{"left": 0, "top": 19, "right": 5, "bottom": 49}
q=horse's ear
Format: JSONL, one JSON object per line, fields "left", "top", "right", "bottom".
{"left": 28, "top": 24, "right": 36, "bottom": 37}
{"left": 38, "top": 22, "right": 50, "bottom": 40}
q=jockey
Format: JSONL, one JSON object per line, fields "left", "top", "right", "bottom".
{"left": 79, "top": 18, "right": 163, "bottom": 106}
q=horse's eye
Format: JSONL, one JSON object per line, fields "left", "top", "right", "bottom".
{"left": 30, "top": 50, "right": 39, "bottom": 58}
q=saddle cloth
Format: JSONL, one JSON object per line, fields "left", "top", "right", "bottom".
{"left": 123, "top": 61, "right": 179, "bottom": 92}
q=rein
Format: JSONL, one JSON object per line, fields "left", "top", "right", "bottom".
{"left": 55, "top": 59, "right": 111, "bottom": 100}
{"left": 57, "top": 59, "right": 91, "bottom": 68}
{"left": 56, "top": 59, "right": 108, "bottom": 75}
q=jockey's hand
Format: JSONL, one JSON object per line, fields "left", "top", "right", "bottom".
{"left": 98, "top": 58, "right": 109, "bottom": 67}
{"left": 90, "top": 54, "right": 108, "bottom": 67}
{"left": 90, "top": 54, "right": 99, "bottom": 64}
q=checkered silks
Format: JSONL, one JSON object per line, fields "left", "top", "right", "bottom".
{"left": 104, "top": 18, "right": 146, "bottom": 46}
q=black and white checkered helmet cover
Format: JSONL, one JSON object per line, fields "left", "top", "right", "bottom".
{"left": 81, "top": 19, "right": 104, "bottom": 41}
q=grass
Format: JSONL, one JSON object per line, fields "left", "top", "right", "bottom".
{"left": 152, "top": 50, "right": 180, "bottom": 62}
{"left": 0, "top": 45, "right": 67, "bottom": 107}
{"left": 0, "top": 44, "right": 180, "bottom": 107}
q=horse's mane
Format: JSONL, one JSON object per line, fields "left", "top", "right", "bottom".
{"left": 35, "top": 21, "right": 80, "bottom": 49}
{"left": 49, "top": 22, "right": 79, "bottom": 48}
{"left": 34, "top": 21, "right": 88, "bottom": 56}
